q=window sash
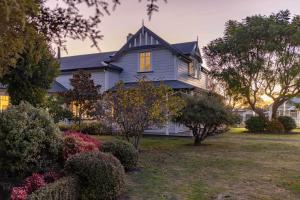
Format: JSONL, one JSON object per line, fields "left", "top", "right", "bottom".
{"left": 139, "top": 52, "right": 151, "bottom": 72}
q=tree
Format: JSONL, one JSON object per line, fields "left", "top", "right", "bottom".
{"left": 1, "top": 32, "right": 59, "bottom": 106}
{"left": 64, "top": 71, "right": 101, "bottom": 126}
{"left": 0, "top": 0, "right": 166, "bottom": 78}
{"left": 43, "top": 95, "right": 74, "bottom": 123}
{"left": 174, "top": 93, "right": 238, "bottom": 146}
{"left": 204, "top": 10, "right": 300, "bottom": 120}
{"left": 103, "top": 79, "right": 184, "bottom": 149}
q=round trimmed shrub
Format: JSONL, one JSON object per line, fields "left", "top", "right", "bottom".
{"left": 278, "top": 116, "right": 296, "bottom": 132}
{"left": 266, "top": 120, "right": 284, "bottom": 134}
{"left": 0, "top": 102, "right": 62, "bottom": 179}
{"left": 245, "top": 116, "right": 267, "bottom": 132}
{"left": 64, "top": 151, "right": 125, "bottom": 200}
{"left": 102, "top": 140, "right": 138, "bottom": 171}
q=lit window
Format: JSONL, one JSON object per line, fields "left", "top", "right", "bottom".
{"left": 188, "top": 63, "right": 194, "bottom": 76}
{"left": 139, "top": 52, "right": 151, "bottom": 72}
{"left": 0, "top": 96, "right": 9, "bottom": 111}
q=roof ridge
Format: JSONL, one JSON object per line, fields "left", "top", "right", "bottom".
{"left": 61, "top": 51, "right": 116, "bottom": 59}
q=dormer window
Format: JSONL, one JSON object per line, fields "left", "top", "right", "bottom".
{"left": 139, "top": 52, "right": 151, "bottom": 72}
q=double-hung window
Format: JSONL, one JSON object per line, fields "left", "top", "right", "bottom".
{"left": 139, "top": 52, "right": 151, "bottom": 72}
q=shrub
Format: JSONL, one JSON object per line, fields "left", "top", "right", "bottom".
{"left": 278, "top": 116, "right": 297, "bottom": 132}
{"left": 81, "top": 122, "right": 112, "bottom": 135}
{"left": 10, "top": 187, "right": 28, "bottom": 200}
{"left": 64, "top": 151, "right": 125, "bottom": 200}
{"left": 27, "top": 176, "right": 78, "bottom": 200}
{"left": 10, "top": 172, "right": 62, "bottom": 200}
{"left": 245, "top": 116, "right": 267, "bottom": 132}
{"left": 0, "top": 102, "right": 63, "bottom": 179}
{"left": 266, "top": 120, "right": 284, "bottom": 134}
{"left": 102, "top": 140, "right": 138, "bottom": 171}
{"left": 58, "top": 124, "right": 79, "bottom": 132}
{"left": 63, "top": 132, "right": 101, "bottom": 160}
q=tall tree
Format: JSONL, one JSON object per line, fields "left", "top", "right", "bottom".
{"left": 1, "top": 32, "right": 59, "bottom": 106}
{"left": 0, "top": 0, "right": 166, "bottom": 77}
{"left": 64, "top": 71, "right": 101, "bottom": 126}
{"left": 204, "top": 10, "right": 300, "bottom": 119}
{"left": 103, "top": 79, "right": 184, "bottom": 149}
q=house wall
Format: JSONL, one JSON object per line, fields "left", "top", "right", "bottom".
{"left": 56, "top": 70, "right": 107, "bottom": 92}
{"left": 106, "top": 70, "right": 120, "bottom": 90}
{"left": 177, "top": 58, "right": 208, "bottom": 89}
{"left": 112, "top": 48, "right": 177, "bottom": 83}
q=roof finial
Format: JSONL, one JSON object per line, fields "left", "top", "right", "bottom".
{"left": 197, "top": 35, "right": 199, "bottom": 43}
{"left": 142, "top": 18, "right": 145, "bottom": 27}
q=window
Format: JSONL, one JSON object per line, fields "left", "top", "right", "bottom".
{"left": 188, "top": 63, "right": 194, "bottom": 76}
{"left": 0, "top": 95, "right": 9, "bottom": 111}
{"left": 139, "top": 52, "right": 151, "bottom": 72}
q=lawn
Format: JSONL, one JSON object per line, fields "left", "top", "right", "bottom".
{"left": 98, "top": 129, "right": 300, "bottom": 200}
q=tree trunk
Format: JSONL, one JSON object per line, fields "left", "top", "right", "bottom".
{"left": 194, "top": 135, "right": 202, "bottom": 146}
{"left": 271, "top": 100, "right": 286, "bottom": 120}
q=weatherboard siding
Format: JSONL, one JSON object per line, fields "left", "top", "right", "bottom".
{"left": 177, "top": 58, "right": 207, "bottom": 89}
{"left": 112, "top": 48, "right": 176, "bottom": 83}
{"left": 106, "top": 71, "right": 120, "bottom": 90}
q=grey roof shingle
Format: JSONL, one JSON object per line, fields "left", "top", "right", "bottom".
{"left": 60, "top": 51, "right": 118, "bottom": 72}
{"left": 48, "top": 81, "right": 68, "bottom": 93}
{"left": 171, "top": 41, "right": 197, "bottom": 55}
{"left": 110, "top": 80, "right": 195, "bottom": 91}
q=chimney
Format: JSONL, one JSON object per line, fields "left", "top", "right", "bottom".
{"left": 127, "top": 33, "right": 133, "bottom": 41}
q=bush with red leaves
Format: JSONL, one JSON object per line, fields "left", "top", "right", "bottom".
{"left": 63, "top": 131, "right": 101, "bottom": 160}
{"left": 10, "top": 172, "right": 62, "bottom": 200}
{"left": 10, "top": 187, "right": 27, "bottom": 200}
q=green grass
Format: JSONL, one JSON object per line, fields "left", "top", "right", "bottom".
{"left": 97, "top": 129, "right": 300, "bottom": 200}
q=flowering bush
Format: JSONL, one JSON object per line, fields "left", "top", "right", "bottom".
{"left": 11, "top": 187, "right": 28, "bottom": 200}
{"left": 10, "top": 172, "right": 62, "bottom": 200}
{"left": 63, "top": 131, "right": 101, "bottom": 160}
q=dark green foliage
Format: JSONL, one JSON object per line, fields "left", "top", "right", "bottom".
{"left": 58, "top": 124, "right": 80, "bottom": 132}
{"left": 102, "top": 140, "right": 139, "bottom": 171}
{"left": 245, "top": 116, "right": 267, "bottom": 132}
{"left": 43, "top": 95, "right": 73, "bottom": 123}
{"left": 27, "top": 176, "right": 79, "bottom": 200}
{"left": 64, "top": 151, "right": 125, "bottom": 200}
{"left": 81, "top": 122, "right": 112, "bottom": 135}
{"left": 1, "top": 33, "right": 59, "bottom": 106}
{"left": 63, "top": 71, "right": 101, "bottom": 126}
{"left": 266, "top": 120, "right": 284, "bottom": 134}
{"left": 174, "top": 93, "right": 237, "bottom": 145}
{"left": 0, "top": 102, "right": 62, "bottom": 179}
{"left": 278, "top": 116, "right": 297, "bottom": 132}
{"left": 204, "top": 10, "right": 300, "bottom": 119}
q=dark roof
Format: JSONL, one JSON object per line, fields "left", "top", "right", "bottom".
{"left": 0, "top": 81, "right": 67, "bottom": 93}
{"left": 171, "top": 41, "right": 197, "bottom": 55}
{"left": 60, "top": 51, "right": 122, "bottom": 72}
{"left": 48, "top": 81, "right": 68, "bottom": 93}
{"left": 110, "top": 80, "right": 195, "bottom": 91}
{"left": 108, "top": 26, "right": 191, "bottom": 63}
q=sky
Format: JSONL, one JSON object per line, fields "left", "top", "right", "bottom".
{"left": 49, "top": 0, "right": 300, "bottom": 57}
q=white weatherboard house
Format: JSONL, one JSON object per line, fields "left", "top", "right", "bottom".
{"left": 0, "top": 25, "right": 211, "bottom": 135}
{"left": 58, "top": 25, "right": 211, "bottom": 135}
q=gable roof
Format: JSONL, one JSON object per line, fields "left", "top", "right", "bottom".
{"left": 60, "top": 51, "right": 122, "bottom": 72}
{"left": 108, "top": 26, "right": 192, "bottom": 63}
{"left": 171, "top": 41, "right": 197, "bottom": 55}
{"left": 48, "top": 81, "right": 68, "bottom": 93}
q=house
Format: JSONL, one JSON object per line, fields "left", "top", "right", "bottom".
{"left": 0, "top": 25, "right": 211, "bottom": 135}
{"left": 268, "top": 97, "right": 300, "bottom": 126}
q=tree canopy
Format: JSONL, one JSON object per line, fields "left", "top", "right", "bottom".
{"left": 0, "top": 0, "right": 166, "bottom": 77}
{"left": 174, "top": 93, "right": 238, "bottom": 145}
{"left": 1, "top": 32, "right": 59, "bottom": 106}
{"left": 102, "top": 79, "right": 184, "bottom": 149}
{"left": 204, "top": 10, "right": 300, "bottom": 119}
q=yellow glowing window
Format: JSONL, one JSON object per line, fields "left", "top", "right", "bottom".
{"left": 70, "top": 102, "right": 79, "bottom": 117}
{"left": 139, "top": 52, "right": 151, "bottom": 72}
{"left": 0, "top": 96, "right": 9, "bottom": 111}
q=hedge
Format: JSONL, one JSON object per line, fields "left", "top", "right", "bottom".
{"left": 27, "top": 176, "right": 79, "bottom": 200}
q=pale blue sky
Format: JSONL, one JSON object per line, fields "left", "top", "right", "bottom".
{"left": 49, "top": 0, "right": 300, "bottom": 57}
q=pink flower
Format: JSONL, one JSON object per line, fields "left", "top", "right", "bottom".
{"left": 24, "top": 173, "right": 46, "bottom": 194}
{"left": 10, "top": 187, "right": 27, "bottom": 200}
